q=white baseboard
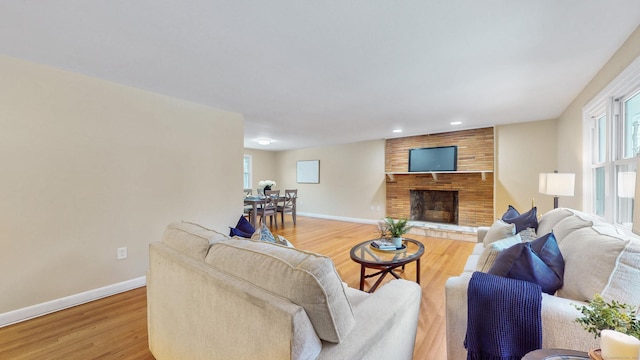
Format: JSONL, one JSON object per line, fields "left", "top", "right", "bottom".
{"left": 296, "top": 212, "right": 378, "bottom": 225}
{"left": 0, "top": 276, "right": 146, "bottom": 328}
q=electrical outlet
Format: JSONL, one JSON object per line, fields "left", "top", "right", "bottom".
{"left": 117, "top": 247, "right": 127, "bottom": 260}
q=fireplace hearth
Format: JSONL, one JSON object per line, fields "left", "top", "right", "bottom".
{"left": 410, "top": 189, "right": 458, "bottom": 225}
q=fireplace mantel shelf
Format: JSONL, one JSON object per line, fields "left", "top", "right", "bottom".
{"left": 385, "top": 170, "right": 492, "bottom": 181}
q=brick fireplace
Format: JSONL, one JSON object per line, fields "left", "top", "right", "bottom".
{"left": 385, "top": 127, "right": 494, "bottom": 228}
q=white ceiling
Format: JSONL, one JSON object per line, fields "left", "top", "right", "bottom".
{"left": 1, "top": 1, "right": 639, "bottom": 151}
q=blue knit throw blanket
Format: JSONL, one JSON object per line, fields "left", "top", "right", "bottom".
{"left": 464, "top": 271, "right": 542, "bottom": 360}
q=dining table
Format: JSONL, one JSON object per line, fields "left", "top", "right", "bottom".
{"left": 243, "top": 195, "right": 297, "bottom": 228}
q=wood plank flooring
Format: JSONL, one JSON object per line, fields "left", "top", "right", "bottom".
{"left": 0, "top": 216, "right": 474, "bottom": 360}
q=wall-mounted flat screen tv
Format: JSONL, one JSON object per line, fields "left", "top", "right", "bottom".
{"left": 408, "top": 146, "right": 457, "bottom": 172}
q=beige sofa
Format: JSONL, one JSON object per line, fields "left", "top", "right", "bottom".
{"left": 445, "top": 208, "right": 640, "bottom": 360}
{"left": 147, "top": 221, "right": 422, "bottom": 360}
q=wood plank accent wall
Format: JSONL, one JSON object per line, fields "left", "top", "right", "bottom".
{"left": 385, "top": 127, "right": 495, "bottom": 227}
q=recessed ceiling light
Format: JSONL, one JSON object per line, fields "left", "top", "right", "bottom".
{"left": 450, "top": 121, "right": 462, "bottom": 126}
{"left": 392, "top": 129, "right": 403, "bottom": 133}
{"left": 256, "top": 138, "right": 271, "bottom": 145}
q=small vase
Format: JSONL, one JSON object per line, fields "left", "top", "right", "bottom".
{"left": 264, "top": 185, "right": 271, "bottom": 191}
{"left": 391, "top": 237, "right": 403, "bottom": 248}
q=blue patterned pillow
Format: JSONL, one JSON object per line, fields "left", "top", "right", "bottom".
{"left": 258, "top": 223, "right": 277, "bottom": 243}
{"left": 488, "top": 232, "right": 564, "bottom": 294}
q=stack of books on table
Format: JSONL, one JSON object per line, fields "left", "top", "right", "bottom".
{"left": 371, "top": 240, "right": 397, "bottom": 250}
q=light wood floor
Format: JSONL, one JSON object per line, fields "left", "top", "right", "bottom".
{"left": 0, "top": 216, "right": 474, "bottom": 360}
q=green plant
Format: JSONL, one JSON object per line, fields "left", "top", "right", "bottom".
{"left": 382, "top": 217, "right": 413, "bottom": 238}
{"left": 574, "top": 294, "right": 640, "bottom": 339}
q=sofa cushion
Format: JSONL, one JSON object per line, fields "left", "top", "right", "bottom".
{"left": 483, "top": 220, "right": 516, "bottom": 246}
{"left": 557, "top": 227, "right": 630, "bottom": 301}
{"left": 501, "top": 205, "right": 538, "bottom": 233}
{"left": 205, "top": 239, "right": 355, "bottom": 343}
{"left": 161, "top": 221, "right": 230, "bottom": 260}
{"left": 488, "top": 232, "right": 564, "bottom": 295}
{"left": 551, "top": 215, "right": 593, "bottom": 244}
{"left": 476, "top": 234, "right": 522, "bottom": 272}
{"left": 537, "top": 208, "right": 573, "bottom": 236}
{"left": 601, "top": 239, "right": 640, "bottom": 306}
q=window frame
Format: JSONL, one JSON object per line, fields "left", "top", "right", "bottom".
{"left": 243, "top": 154, "right": 252, "bottom": 190}
{"left": 583, "top": 55, "right": 640, "bottom": 228}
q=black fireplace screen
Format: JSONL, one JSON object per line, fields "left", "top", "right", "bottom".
{"left": 410, "top": 190, "right": 459, "bottom": 224}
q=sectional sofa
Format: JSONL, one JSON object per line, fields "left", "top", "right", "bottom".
{"left": 445, "top": 207, "right": 640, "bottom": 359}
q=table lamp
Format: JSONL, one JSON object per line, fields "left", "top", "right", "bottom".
{"left": 539, "top": 172, "right": 575, "bottom": 209}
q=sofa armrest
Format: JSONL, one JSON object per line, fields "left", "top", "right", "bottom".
{"left": 445, "top": 273, "right": 472, "bottom": 360}
{"left": 476, "top": 226, "right": 489, "bottom": 243}
{"left": 318, "top": 280, "right": 422, "bottom": 360}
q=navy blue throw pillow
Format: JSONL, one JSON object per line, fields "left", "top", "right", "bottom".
{"left": 235, "top": 215, "right": 255, "bottom": 234}
{"left": 229, "top": 227, "right": 253, "bottom": 238}
{"left": 488, "top": 232, "right": 564, "bottom": 295}
{"left": 501, "top": 205, "right": 538, "bottom": 233}
{"left": 228, "top": 215, "right": 256, "bottom": 238}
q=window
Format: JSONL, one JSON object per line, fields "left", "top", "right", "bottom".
{"left": 243, "top": 155, "right": 252, "bottom": 189}
{"left": 584, "top": 56, "right": 640, "bottom": 227}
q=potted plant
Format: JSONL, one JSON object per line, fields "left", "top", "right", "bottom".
{"left": 574, "top": 294, "right": 640, "bottom": 359}
{"left": 574, "top": 294, "right": 640, "bottom": 339}
{"left": 258, "top": 180, "right": 276, "bottom": 191}
{"left": 382, "top": 217, "right": 413, "bottom": 248}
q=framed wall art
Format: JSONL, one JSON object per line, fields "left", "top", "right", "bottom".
{"left": 296, "top": 160, "right": 320, "bottom": 184}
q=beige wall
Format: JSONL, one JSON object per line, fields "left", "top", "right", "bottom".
{"left": 557, "top": 25, "right": 640, "bottom": 211}
{"left": 495, "top": 120, "right": 558, "bottom": 217}
{"left": 275, "top": 140, "right": 387, "bottom": 220}
{"left": 0, "top": 55, "right": 244, "bottom": 313}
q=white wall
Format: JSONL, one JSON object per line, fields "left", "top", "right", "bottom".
{"left": 0, "top": 55, "right": 244, "bottom": 315}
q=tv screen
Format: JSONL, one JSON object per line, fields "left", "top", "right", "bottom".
{"left": 408, "top": 146, "right": 457, "bottom": 172}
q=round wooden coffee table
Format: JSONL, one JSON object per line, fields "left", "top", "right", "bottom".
{"left": 350, "top": 238, "right": 424, "bottom": 293}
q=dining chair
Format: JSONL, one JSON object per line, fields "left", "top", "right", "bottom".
{"left": 277, "top": 189, "right": 297, "bottom": 225}
{"left": 258, "top": 190, "right": 280, "bottom": 228}
{"left": 243, "top": 188, "right": 255, "bottom": 220}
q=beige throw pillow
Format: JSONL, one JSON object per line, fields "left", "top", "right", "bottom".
{"left": 476, "top": 234, "right": 522, "bottom": 272}
{"left": 483, "top": 220, "right": 516, "bottom": 246}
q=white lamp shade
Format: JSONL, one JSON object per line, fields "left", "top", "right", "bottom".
{"left": 618, "top": 172, "right": 636, "bottom": 198}
{"left": 539, "top": 173, "right": 575, "bottom": 196}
